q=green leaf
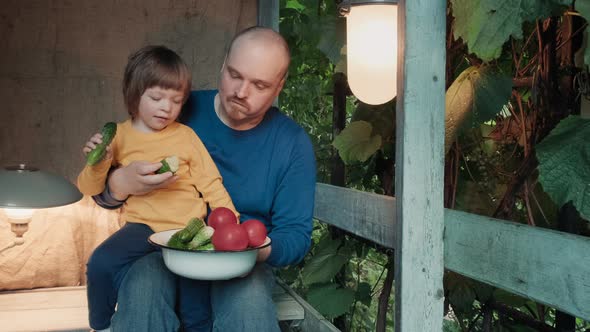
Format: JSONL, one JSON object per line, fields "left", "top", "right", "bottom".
{"left": 471, "top": 280, "right": 495, "bottom": 303}
{"left": 285, "top": 0, "right": 306, "bottom": 11}
{"left": 333, "top": 121, "right": 382, "bottom": 164}
{"left": 493, "top": 289, "right": 529, "bottom": 307}
{"left": 445, "top": 66, "right": 512, "bottom": 152}
{"left": 307, "top": 283, "right": 356, "bottom": 318}
{"left": 448, "top": 282, "right": 476, "bottom": 313}
{"left": 480, "top": 124, "right": 498, "bottom": 156}
{"left": 313, "top": 231, "right": 343, "bottom": 254}
{"left": 454, "top": 180, "right": 498, "bottom": 216}
{"left": 473, "top": 67, "right": 513, "bottom": 125}
{"left": 355, "top": 282, "right": 373, "bottom": 306}
{"left": 445, "top": 272, "right": 477, "bottom": 313}
{"left": 443, "top": 319, "right": 462, "bottom": 332}
{"left": 509, "top": 325, "right": 539, "bottom": 332}
{"left": 351, "top": 101, "right": 395, "bottom": 142}
{"left": 529, "top": 181, "right": 559, "bottom": 228}
{"left": 577, "top": 2, "right": 590, "bottom": 66}
{"left": 580, "top": 2, "right": 590, "bottom": 23}
{"left": 301, "top": 235, "right": 349, "bottom": 285}
{"left": 317, "top": 15, "right": 346, "bottom": 65}
{"left": 451, "top": 0, "right": 567, "bottom": 61}
{"left": 354, "top": 241, "right": 370, "bottom": 259}
{"left": 537, "top": 115, "right": 590, "bottom": 220}
{"left": 277, "top": 265, "right": 300, "bottom": 284}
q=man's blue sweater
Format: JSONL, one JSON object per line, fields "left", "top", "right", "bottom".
{"left": 182, "top": 90, "right": 316, "bottom": 267}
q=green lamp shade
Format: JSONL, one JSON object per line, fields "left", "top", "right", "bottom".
{"left": 0, "top": 164, "right": 83, "bottom": 209}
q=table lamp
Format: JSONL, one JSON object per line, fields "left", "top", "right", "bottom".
{"left": 0, "top": 164, "right": 82, "bottom": 252}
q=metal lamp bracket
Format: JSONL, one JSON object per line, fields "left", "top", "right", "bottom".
{"left": 338, "top": 0, "right": 399, "bottom": 17}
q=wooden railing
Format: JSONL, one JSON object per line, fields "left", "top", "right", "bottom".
{"left": 313, "top": 183, "right": 590, "bottom": 321}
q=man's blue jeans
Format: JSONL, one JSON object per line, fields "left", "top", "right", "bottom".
{"left": 110, "top": 251, "right": 281, "bottom": 332}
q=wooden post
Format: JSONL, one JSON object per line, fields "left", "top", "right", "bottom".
{"left": 394, "top": 1, "right": 446, "bottom": 331}
{"left": 258, "top": 0, "right": 279, "bottom": 30}
{"left": 258, "top": 0, "right": 279, "bottom": 108}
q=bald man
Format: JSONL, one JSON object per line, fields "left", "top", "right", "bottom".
{"left": 95, "top": 26, "right": 316, "bottom": 332}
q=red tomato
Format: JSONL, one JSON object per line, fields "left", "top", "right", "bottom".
{"left": 242, "top": 219, "right": 268, "bottom": 247}
{"left": 207, "top": 207, "right": 237, "bottom": 229}
{"left": 211, "top": 223, "right": 249, "bottom": 251}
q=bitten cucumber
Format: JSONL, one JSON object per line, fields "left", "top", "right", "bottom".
{"left": 187, "top": 226, "right": 215, "bottom": 250}
{"left": 156, "top": 155, "right": 179, "bottom": 174}
{"left": 86, "top": 122, "right": 117, "bottom": 166}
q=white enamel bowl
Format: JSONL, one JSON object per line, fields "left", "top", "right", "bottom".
{"left": 148, "top": 229, "right": 271, "bottom": 280}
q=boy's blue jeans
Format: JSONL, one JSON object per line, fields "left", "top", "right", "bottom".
{"left": 86, "top": 222, "right": 211, "bottom": 331}
{"left": 110, "top": 252, "right": 281, "bottom": 332}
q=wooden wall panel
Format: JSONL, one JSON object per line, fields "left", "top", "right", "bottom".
{"left": 0, "top": 0, "right": 257, "bottom": 181}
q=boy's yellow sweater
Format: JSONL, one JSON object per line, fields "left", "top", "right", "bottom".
{"left": 77, "top": 120, "right": 238, "bottom": 232}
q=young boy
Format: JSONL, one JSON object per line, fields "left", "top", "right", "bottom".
{"left": 78, "top": 45, "right": 236, "bottom": 332}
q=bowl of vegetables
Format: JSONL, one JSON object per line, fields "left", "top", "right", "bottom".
{"left": 148, "top": 208, "right": 271, "bottom": 280}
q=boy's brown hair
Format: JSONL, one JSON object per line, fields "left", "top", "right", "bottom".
{"left": 122, "top": 45, "right": 192, "bottom": 117}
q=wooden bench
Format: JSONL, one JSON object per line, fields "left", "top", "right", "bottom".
{"left": 0, "top": 186, "right": 351, "bottom": 332}
{"left": 0, "top": 282, "right": 310, "bottom": 332}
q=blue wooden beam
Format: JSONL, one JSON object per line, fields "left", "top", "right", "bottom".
{"left": 445, "top": 209, "right": 590, "bottom": 321}
{"left": 258, "top": 0, "right": 279, "bottom": 30}
{"left": 394, "top": 0, "right": 447, "bottom": 331}
{"left": 314, "top": 183, "right": 396, "bottom": 248}
{"left": 312, "top": 183, "right": 590, "bottom": 321}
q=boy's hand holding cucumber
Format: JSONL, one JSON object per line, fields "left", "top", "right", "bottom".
{"left": 83, "top": 122, "right": 117, "bottom": 165}
{"left": 83, "top": 122, "right": 178, "bottom": 175}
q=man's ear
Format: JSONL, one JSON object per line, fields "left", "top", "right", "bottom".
{"left": 275, "top": 77, "right": 286, "bottom": 96}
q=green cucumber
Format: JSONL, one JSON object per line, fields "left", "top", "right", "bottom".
{"left": 187, "top": 226, "right": 215, "bottom": 250}
{"left": 167, "top": 232, "right": 188, "bottom": 249}
{"left": 86, "top": 122, "right": 117, "bottom": 166}
{"left": 176, "top": 217, "right": 205, "bottom": 243}
{"left": 195, "top": 242, "right": 214, "bottom": 251}
{"left": 156, "top": 155, "right": 179, "bottom": 174}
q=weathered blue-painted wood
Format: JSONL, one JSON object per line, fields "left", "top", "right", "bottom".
{"left": 313, "top": 185, "right": 590, "bottom": 321}
{"left": 314, "top": 183, "right": 396, "bottom": 248}
{"left": 394, "top": 0, "right": 447, "bottom": 331}
{"left": 258, "top": 0, "right": 279, "bottom": 30}
{"left": 444, "top": 209, "right": 590, "bottom": 320}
